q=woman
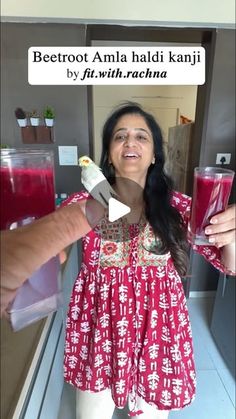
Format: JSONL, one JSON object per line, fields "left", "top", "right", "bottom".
{"left": 63, "top": 103, "right": 235, "bottom": 419}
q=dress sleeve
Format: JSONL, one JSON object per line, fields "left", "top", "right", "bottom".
{"left": 171, "top": 191, "right": 235, "bottom": 276}
{"left": 171, "top": 191, "right": 192, "bottom": 228}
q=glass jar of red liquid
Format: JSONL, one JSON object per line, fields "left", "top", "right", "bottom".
{"left": 0, "top": 149, "right": 62, "bottom": 331}
{"left": 188, "top": 167, "right": 235, "bottom": 245}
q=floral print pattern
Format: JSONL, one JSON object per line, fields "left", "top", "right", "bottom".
{"left": 63, "top": 190, "right": 227, "bottom": 414}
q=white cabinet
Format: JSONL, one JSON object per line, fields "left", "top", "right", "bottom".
{"left": 165, "top": 122, "right": 194, "bottom": 195}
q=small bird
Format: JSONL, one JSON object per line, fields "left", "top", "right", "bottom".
{"left": 78, "top": 156, "right": 117, "bottom": 207}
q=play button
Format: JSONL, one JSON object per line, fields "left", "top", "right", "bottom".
{"left": 84, "top": 176, "right": 146, "bottom": 243}
{"left": 108, "top": 197, "right": 130, "bottom": 222}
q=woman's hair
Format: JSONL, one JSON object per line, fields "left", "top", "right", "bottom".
{"left": 100, "top": 102, "right": 189, "bottom": 276}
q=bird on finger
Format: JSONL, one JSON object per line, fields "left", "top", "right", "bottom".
{"left": 78, "top": 156, "right": 117, "bottom": 207}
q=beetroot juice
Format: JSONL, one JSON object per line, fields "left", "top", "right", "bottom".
{"left": 188, "top": 167, "right": 234, "bottom": 245}
{"left": 0, "top": 149, "right": 62, "bottom": 331}
{"left": 0, "top": 166, "right": 55, "bottom": 230}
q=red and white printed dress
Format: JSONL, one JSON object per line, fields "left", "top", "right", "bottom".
{"left": 63, "top": 190, "right": 227, "bottom": 415}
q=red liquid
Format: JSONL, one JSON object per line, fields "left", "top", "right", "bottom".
{"left": 190, "top": 174, "right": 233, "bottom": 237}
{"left": 0, "top": 166, "right": 55, "bottom": 230}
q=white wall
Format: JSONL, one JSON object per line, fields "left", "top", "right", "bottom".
{"left": 2, "top": 0, "right": 235, "bottom": 25}
{"left": 93, "top": 85, "right": 197, "bottom": 163}
{"left": 92, "top": 41, "right": 197, "bottom": 163}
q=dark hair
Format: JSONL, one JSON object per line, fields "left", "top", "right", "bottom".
{"left": 100, "top": 102, "right": 189, "bottom": 276}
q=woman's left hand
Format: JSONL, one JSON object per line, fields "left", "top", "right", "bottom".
{"left": 205, "top": 204, "right": 236, "bottom": 248}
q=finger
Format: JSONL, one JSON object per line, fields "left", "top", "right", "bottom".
{"left": 59, "top": 250, "right": 67, "bottom": 264}
{"left": 210, "top": 204, "right": 236, "bottom": 225}
{"left": 1, "top": 288, "right": 18, "bottom": 316}
{"left": 205, "top": 220, "right": 235, "bottom": 235}
{"left": 86, "top": 199, "right": 105, "bottom": 227}
{"left": 208, "top": 230, "right": 236, "bottom": 247}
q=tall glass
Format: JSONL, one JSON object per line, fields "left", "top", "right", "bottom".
{"left": 188, "top": 167, "right": 235, "bottom": 245}
{"left": 0, "top": 149, "right": 62, "bottom": 331}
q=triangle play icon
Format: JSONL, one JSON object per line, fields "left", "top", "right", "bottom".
{"left": 108, "top": 197, "right": 130, "bottom": 222}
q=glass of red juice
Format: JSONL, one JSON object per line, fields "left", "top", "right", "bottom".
{"left": 188, "top": 167, "right": 235, "bottom": 245}
{"left": 0, "top": 149, "right": 62, "bottom": 331}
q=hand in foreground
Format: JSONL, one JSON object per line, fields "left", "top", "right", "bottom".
{"left": 205, "top": 204, "right": 236, "bottom": 248}
{"left": 205, "top": 204, "right": 236, "bottom": 274}
{"left": 0, "top": 200, "right": 104, "bottom": 316}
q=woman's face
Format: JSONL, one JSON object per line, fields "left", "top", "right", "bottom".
{"left": 109, "top": 113, "right": 155, "bottom": 181}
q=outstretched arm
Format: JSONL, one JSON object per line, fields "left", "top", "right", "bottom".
{"left": 0, "top": 200, "right": 104, "bottom": 315}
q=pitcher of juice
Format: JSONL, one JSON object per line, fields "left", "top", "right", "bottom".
{"left": 0, "top": 149, "right": 62, "bottom": 331}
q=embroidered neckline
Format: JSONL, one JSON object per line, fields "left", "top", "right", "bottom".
{"left": 122, "top": 211, "right": 146, "bottom": 227}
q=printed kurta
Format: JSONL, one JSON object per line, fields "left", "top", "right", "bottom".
{"left": 63, "top": 191, "right": 227, "bottom": 413}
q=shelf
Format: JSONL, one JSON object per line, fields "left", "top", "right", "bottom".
{"left": 21, "top": 126, "right": 54, "bottom": 144}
